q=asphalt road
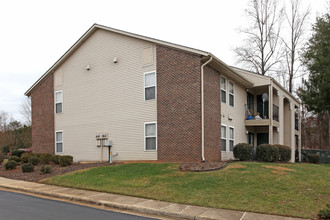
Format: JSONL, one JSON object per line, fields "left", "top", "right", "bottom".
{"left": 0, "top": 190, "right": 158, "bottom": 220}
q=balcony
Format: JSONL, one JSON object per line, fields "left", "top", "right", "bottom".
{"left": 245, "top": 104, "right": 270, "bottom": 126}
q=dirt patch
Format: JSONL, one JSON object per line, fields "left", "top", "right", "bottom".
{"left": 180, "top": 162, "right": 226, "bottom": 172}
{"left": 262, "top": 165, "right": 295, "bottom": 174}
{"left": 0, "top": 162, "right": 113, "bottom": 182}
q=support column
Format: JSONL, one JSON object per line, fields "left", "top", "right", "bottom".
{"left": 269, "top": 85, "right": 273, "bottom": 144}
{"left": 279, "top": 94, "right": 284, "bottom": 144}
{"left": 290, "top": 101, "right": 295, "bottom": 162}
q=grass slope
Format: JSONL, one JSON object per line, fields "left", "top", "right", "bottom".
{"left": 44, "top": 162, "right": 330, "bottom": 218}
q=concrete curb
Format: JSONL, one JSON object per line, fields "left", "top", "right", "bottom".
{"left": 0, "top": 177, "right": 307, "bottom": 220}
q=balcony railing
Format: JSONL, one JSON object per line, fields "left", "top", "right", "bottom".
{"left": 245, "top": 104, "right": 269, "bottom": 120}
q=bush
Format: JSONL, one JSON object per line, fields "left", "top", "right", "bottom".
{"left": 21, "top": 163, "right": 34, "bottom": 173}
{"left": 256, "top": 144, "right": 279, "bottom": 162}
{"left": 8, "top": 156, "right": 21, "bottom": 163}
{"left": 10, "top": 150, "right": 25, "bottom": 158}
{"left": 59, "top": 155, "right": 73, "bottom": 167}
{"left": 40, "top": 153, "right": 52, "bottom": 164}
{"left": 308, "top": 154, "right": 320, "bottom": 164}
{"left": 21, "top": 153, "right": 33, "bottom": 163}
{"left": 40, "top": 165, "right": 52, "bottom": 174}
{"left": 233, "top": 143, "right": 254, "bottom": 161}
{"left": 28, "top": 156, "right": 41, "bottom": 166}
{"left": 0, "top": 152, "right": 4, "bottom": 164}
{"left": 4, "top": 160, "right": 17, "bottom": 170}
{"left": 274, "top": 144, "right": 291, "bottom": 162}
{"left": 50, "top": 155, "right": 61, "bottom": 164}
{"left": 318, "top": 204, "right": 330, "bottom": 219}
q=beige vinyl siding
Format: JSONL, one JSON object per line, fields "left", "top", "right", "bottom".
{"left": 221, "top": 78, "right": 247, "bottom": 160}
{"left": 54, "top": 29, "right": 157, "bottom": 162}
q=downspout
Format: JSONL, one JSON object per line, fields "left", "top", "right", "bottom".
{"left": 201, "top": 56, "right": 213, "bottom": 162}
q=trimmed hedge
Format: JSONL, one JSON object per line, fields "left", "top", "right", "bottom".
{"left": 8, "top": 156, "right": 21, "bottom": 163}
{"left": 40, "top": 165, "right": 52, "bottom": 174}
{"left": 40, "top": 153, "right": 52, "bottom": 164}
{"left": 274, "top": 144, "right": 291, "bottom": 162}
{"left": 256, "top": 144, "right": 279, "bottom": 162}
{"left": 0, "top": 152, "right": 4, "bottom": 164}
{"left": 308, "top": 154, "right": 320, "bottom": 164}
{"left": 21, "top": 163, "right": 34, "bottom": 173}
{"left": 4, "top": 160, "right": 17, "bottom": 170}
{"left": 28, "top": 156, "right": 41, "bottom": 166}
{"left": 10, "top": 150, "right": 25, "bottom": 158}
{"left": 50, "top": 155, "right": 61, "bottom": 164}
{"left": 59, "top": 155, "right": 73, "bottom": 167}
{"left": 233, "top": 143, "right": 254, "bottom": 161}
{"left": 21, "top": 153, "right": 33, "bottom": 163}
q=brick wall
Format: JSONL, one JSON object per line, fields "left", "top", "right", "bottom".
{"left": 204, "top": 66, "right": 221, "bottom": 161}
{"left": 156, "top": 45, "right": 203, "bottom": 162}
{"left": 30, "top": 74, "right": 55, "bottom": 154}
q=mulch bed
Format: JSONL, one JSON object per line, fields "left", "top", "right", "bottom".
{"left": 180, "top": 161, "right": 227, "bottom": 172}
{"left": 0, "top": 162, "right": 112, "bottom": 182}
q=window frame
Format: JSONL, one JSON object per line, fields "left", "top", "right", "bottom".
{"left": 55, "top": 90, "right": 63, "bottom": 114}
{"left": 229, "top": 126, "right": 235, "bottom": 151}
{"left": 220, "top": 77, "right": 227, "bottom": 104}
{"left": 228, "top": 81, "right": 234, "bottom": 107}
{"left": 144, "top": 71, "right": 156, "bottom": 101}
{"left": 55, "top": 130, "right": 64, "bottom": 154}
{"left": 144, "top": 122, "right": 157, "bottom": 151}
{"left": 221, "top": 124, "right": 227, "bottom": 151}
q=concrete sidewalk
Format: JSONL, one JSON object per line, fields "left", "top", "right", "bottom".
{"left": 0, "top": 177, "right": 306, "bottom": 220}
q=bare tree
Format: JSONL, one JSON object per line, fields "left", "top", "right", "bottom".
{"left": 281, "top": 0, "right": 310, "bottom": 94}
{"left": 235, "top": 0, "right": 284, "bottom": 76}
{"left": 19, "top": 97, "right": 32, "bottom": 126}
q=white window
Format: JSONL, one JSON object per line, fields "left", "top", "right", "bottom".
{"left": 55, "top": 91, "right": 63, "bottom": 113}
{"left": 145, "top": 122, "right": 157, "bottom": 151}
{"left": 221, "top": 125, "right": 226, "bottom": 151}
{"left": 221, "top": 77, "right": 226, "bottom": 103}
{"left": 55, "top": 131, "right": 63, "bottom": 153}
{"left": 144, "top": 71, "right": 156, "bottom": 100}
{"left": 229, "top": 127, "right": 234, "bottom": 151}
{"left": 229, "top": 81, "right": 234, "bottom": 107}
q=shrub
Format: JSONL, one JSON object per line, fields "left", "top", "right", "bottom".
{"left": 4, "top": 160, "right": 17, "bottom": 170}
{"left": 0, "top": 152, "right": 4, "bottom": 164}
{"left": 256, "top": 144, "right": 279, "bottom": 162}
{"left": 274, "top": 144, "right": 291, "bottom": 162}
{"left": 10, "top": 150, "right": 25, "bottom": 158}
{"left": 40, "top": 153, "right": 52, "bottom": 164}
{"left": 28, "top": 156, "right": 41, "bottom": 166}
{"left": 308, "top": 154, "right": 320, "bottom": 164}
{"left": 59, "top": 155, "right": 73, "bottom": 167}
{"left": 21, "top": 163, "right": 34, "bottom": 173}
{"left": 40, "top": 165, "right": 52, "bottom": 174}
{"left": 8, "top": 156, "right": 21, "bottom": 163}
{"left": 21, "top": 153, "right": 33, "bottom": 163}
{"left": 50, "top": 155, "right": 61, "bottom": 164}
{"left": 318, "top": 204, "right": 330, "bottom": 219}
{"left": 233, "top": 143, "right": 254, "bottom": 161}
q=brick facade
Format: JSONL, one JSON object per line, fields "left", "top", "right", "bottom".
{"left": 204, "top": 66, "right": 221, "bottom": 161}
{"left": 30, "top": 74, "right": 55, "bottom": 154}
{"left": 156, "top": 45, "right": 203, "bottom": 162}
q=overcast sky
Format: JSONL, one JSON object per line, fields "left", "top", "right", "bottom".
{"left": 0, "top": 0, "right": 327, "bottom": 122}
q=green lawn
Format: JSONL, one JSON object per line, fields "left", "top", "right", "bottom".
{"left": 44, "top": 162, "right": 330, "bottom": 219}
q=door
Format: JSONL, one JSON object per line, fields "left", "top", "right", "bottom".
{"left": 257, "top": 133, "right": 269, "bottom": 146}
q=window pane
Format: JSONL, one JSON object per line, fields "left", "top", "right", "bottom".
{"left": 229, "top": 94, "right": 234, "bottom": 106}
{"left": 221, "top": 139, "right": 226, "bottom": 151}
{"left": 56, "top": 132, "right": 62, "bottom": 142}
{"left": 56, "top": 143, "right": 63, "bottom": 153}
{"left": 229, "top": 82, "right": 234, "bottom": 94}
{"left": 221, "top": 90, "right": 226, "bottom": 103}
{"left": 56, "top": 103, "right": 62, "bottom": 113}
{"left": 146, "top": 123, "right": 156, "bottom": 136}
{"left": 230, "top": 140, "right": 234, "bottom": 151}
{"left": 229, "top": 127, "right": 234, "bottom": 139}
{"left": 146, "top": 137, "right": 156, "bottom": 150}
{"left": 55, "top": 92, "right": 62, "bottom": 102}
{"left": 145, "top": 87, "right": 155, "bottom": 100}
{"left": 145, "top": 72, "right": 155, "bottom": 87}
{"left": 221, "top": 77, "right": 226, "bottom": 90}
{"left": 221, "top": 126, "right": 226, "bottom": 138}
